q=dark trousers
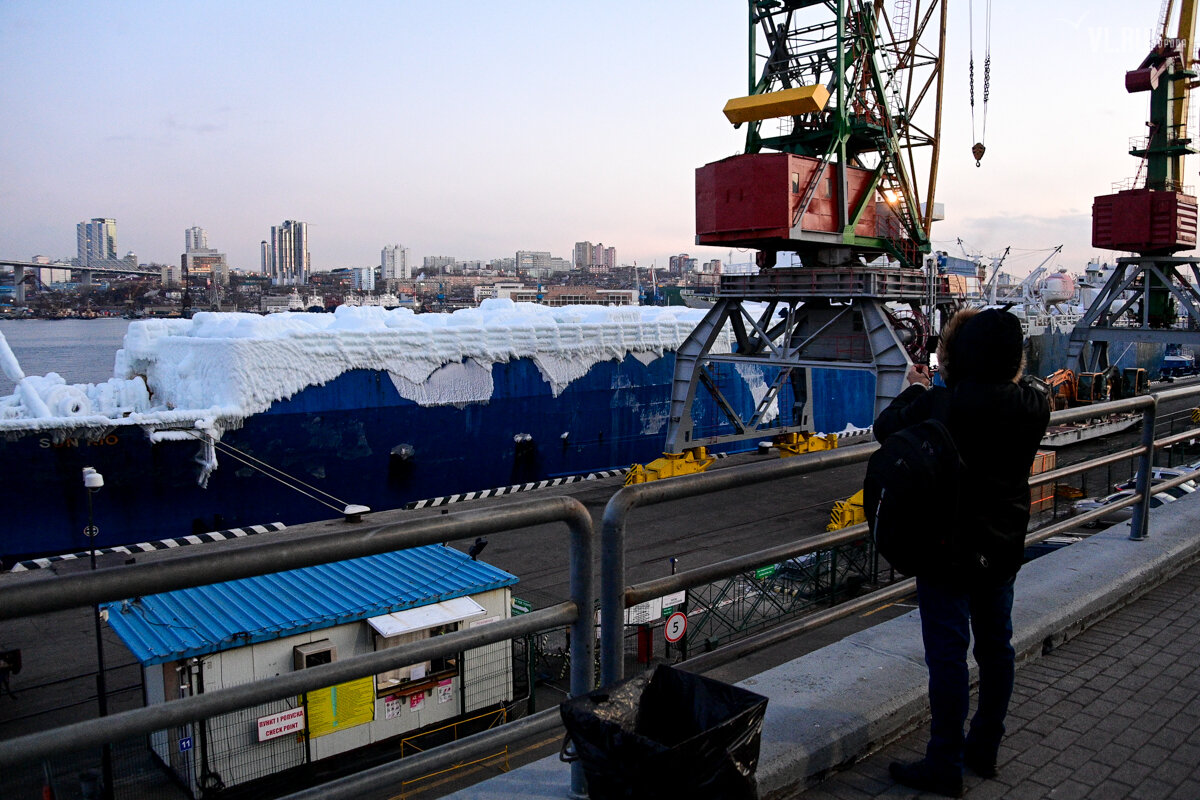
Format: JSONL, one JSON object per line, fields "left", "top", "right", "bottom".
{"left": 916, "top": 575, "right": 1016, "bottom": 771}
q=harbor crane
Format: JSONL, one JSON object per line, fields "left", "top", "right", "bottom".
{"left": 1070, "top": 0, "right": 1200, "bottom": 372}
{"left": 663, "top": 0, "right": 952, "bottom": 458}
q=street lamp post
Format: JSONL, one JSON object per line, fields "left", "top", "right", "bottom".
{"left": 83, "top": 467, "right": 114, "bottom": 800}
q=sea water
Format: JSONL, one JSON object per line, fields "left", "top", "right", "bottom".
{"left": 0, "top": 318, "right": 131, "bottom": 395}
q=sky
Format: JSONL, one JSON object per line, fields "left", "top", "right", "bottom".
{"left": 0, "top": 0, "right": 1179, "bottom": 279}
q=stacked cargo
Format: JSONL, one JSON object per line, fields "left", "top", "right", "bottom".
{"left": 1030, "top": 450, "right": 1057, "bottom": 513}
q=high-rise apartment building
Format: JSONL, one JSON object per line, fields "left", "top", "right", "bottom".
{"left": 573, "top": 241, "right": 592, "bottom": 270}
{"left": 185, "top": 226, "right": 208, "bottom": 253}
{"left": 182, "top": 226, "right": 229, "bottom": 286}
{"left": 574, "top": 241, "right": 616, "bottom": 272}
{"left": 262, "top": 220, "right": 310, "bottom": 285}
{"left": 669, "top": 253, "right": 697, "bottom": 276}
{"left": 76, "top": 218, "right": 119, "bottom": 267}
{"left": 381, "top": 244, "right": 411, "bottom": 282}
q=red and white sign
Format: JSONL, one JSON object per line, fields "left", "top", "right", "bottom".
{"left": 664, "top": 611, "right": 687, "bottom": 643}
{"left": 257, "top": 707, "right": 306, "bottom": 742}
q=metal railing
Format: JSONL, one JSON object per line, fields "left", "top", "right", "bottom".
{"left": 600, "top": 385, "right": 1200, "bottom": 684}
{"left": 0, "top": 496, "right": 595, "bottom": 798}
{"left": 2, "top": 384, "right": 1200, "bottom": 799}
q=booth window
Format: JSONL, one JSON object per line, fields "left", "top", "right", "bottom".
{"left": 374, "top": 623, "right": 458, "bottom": 693}
{"left": 366, "top": 596, "right": 488, "bottom": 697}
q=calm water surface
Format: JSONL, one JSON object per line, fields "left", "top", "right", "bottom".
{"left": 0, "top": 318, "right": 132, "bottom": 395}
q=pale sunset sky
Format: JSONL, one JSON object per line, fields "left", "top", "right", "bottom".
{"left": 0, "top": 1, "right": 1180, "bottom": 277}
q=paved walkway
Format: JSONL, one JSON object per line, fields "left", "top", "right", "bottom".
{"left": 798, "top": 560, "right": 1200, "bottom": 799}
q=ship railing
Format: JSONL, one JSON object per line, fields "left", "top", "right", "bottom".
{"left": 1110, "top": 174, "right": 1194, "bottom": 195}
{"left": 4, "top": 387, "right": 1200, "bottom": 799}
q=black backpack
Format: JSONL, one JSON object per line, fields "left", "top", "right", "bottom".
{"left": 863, "top": 418, "right": 964, "bottom": 577}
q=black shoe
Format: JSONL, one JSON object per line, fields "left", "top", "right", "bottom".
{"left": 964, "top": 747, "right": 998, "bottom": 779}
{"left": 889, "top": 760, "right": 963, "bottom": 798}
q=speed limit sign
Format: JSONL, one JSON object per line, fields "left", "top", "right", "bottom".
{"left": 664, "top": 611, "right": 687, "bottom": 643}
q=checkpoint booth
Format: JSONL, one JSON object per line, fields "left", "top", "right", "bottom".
{"left": 104, "top": 545, "right": 517, "bottom": 797}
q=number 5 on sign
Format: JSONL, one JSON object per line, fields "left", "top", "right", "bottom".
{"left": 664, "top": 611, "right": 687, "bottom": 643}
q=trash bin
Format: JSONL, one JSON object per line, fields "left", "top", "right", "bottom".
{"left": 559, "top": 664, "right": 768, "bottom": 799}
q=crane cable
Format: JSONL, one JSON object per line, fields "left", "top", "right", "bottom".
{"left": 969, "top": 0, "right": 992, "bottom": 166}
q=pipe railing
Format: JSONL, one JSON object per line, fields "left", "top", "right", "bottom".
{"left": 0, "top": 496, "right": 595, "bottom": 798}
{"left": 599, "top": 386, "right": 1200, "bottom": 684}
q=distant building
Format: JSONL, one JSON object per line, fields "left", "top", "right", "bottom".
{"left": 515, "top": 250, "right": 553, "bottom": 277}
{"left": 669, "top": 253, "right": 697, "bottom": 276}
{"left": 161, "top": 263, "right": 182, "bottom": 288}
{"left": 182, "top": 226, "right": 229, "bottom": 286}
{"left": 263, "top": 221, "right": 310, "bottom": 286}
{"left": 381, "top": 244, "right": 411, "bottom": 282}
{"left": 573, "top": 241, "right": 592, "bottom": 270}
{"left": 423, "top": 256, "right": 455, "bottom": 273}
{"left": 353, "top": 266, "right": 376, "bottom": 291}
{"left": 185, "top": 226, "right": 208, "bottom": 253}
{"left": 76, "top": 218, "right": 122, "bottom": 268}
{"left": 574, "top": 241, "right": 617, "bottom": 272}
{"left": 32, "top": 254, "right": 71, "bottom": 284}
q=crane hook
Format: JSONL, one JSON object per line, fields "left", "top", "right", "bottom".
{"left": 972, "top": 142, "right": 986, "bottom": 167}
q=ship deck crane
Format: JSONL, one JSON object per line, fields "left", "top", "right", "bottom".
{"left": 664, "top": 0, "right": 952, "bottom": 457}
{"left": 1070, "top": 0, "right": 1200, "bottom": 372}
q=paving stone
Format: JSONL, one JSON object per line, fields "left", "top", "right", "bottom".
{"left": 1023, "top": 711, "right": 1067, "bottom": 736}
{"left": 1129, "top": 777, "right": 1177, "bottom": 799}
{"left": 1074, "top": 761, "right": 1114, "bottom": 788}
{"left": 963, "top": 779, "right": 1008, "bottom": 800}
{"left": 1128, "top": 741, "right": 1172, "bottom": 768}
{"left": 1045, "top": 779, "right": 1094, "bottom": 800}
{"left": 1086, "top": 778, "right": 1137, "bottom": 800}
{"left": 1109, "top": 758, "right": 1155, "bottom": 788}
{"left": 788, "top": 563, "right": 1200, "bottom": 800}
{"left": 1026, "top": 761, "right": 1072, "bottom": 789}
{"left": 1171, "top": 778, "right": 1200, "bottom": 799}
{"left": 1051, "top": 744, "right": 1097, "bottom": 771}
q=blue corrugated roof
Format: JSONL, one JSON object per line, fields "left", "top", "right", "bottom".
{"left": 104, "top": 546, "right": 518, "bottom": 665}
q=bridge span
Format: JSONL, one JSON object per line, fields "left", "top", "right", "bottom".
{"left": 1, "top": 259, "right": 160, "bottom": 304}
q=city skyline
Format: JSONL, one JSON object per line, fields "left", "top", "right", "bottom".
{"left": 0, "top": 1, "right": 1182, "bottom": 279}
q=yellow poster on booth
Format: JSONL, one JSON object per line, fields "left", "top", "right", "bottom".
{"left": 303, "top": 677, "right": 375, "bottom": 737}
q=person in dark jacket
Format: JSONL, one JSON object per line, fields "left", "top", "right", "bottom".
{"left": 875, "top": 308, "right": 1050, "bottom": 797}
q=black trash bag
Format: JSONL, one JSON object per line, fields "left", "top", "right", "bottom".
{"left": 560, "top": 664, "right": 768, "bottom": 799}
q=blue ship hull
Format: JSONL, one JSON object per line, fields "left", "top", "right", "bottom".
{"left": 1, "top": 354, "right": 877, "bottom": 563}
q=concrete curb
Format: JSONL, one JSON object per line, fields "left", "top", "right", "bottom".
{"left": 442, "top": 493, "right": 1200, "bottom": 799}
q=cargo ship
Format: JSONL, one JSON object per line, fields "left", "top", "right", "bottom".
{"left": 0, "top": 301, "right": 876, "bottom": 564}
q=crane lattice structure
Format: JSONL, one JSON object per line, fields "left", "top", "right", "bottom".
{"left": 1071, "top": 1, "right": 1200, "bottom": 373}
{"left": 665, "top": 0, "right": 949, "bottom": 454}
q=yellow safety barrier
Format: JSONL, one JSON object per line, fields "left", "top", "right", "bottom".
{"left": 1192, "top": 407, "right": 1200, "bottom": 424}
{"left": 775, "top": 431, "right": 839, "bottom": 458}
{"left": 399, "top": 708, "right": 510, "bottom": 797}
{"left": 827, "top": 489, "right": 865, "bottom": 531}
{"left": 624, "top": 447, "right": 716, "bottom": 485}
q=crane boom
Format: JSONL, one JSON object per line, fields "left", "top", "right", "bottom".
{"left": 1170, "top": 1, "right": 1197, "bottom": 138}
